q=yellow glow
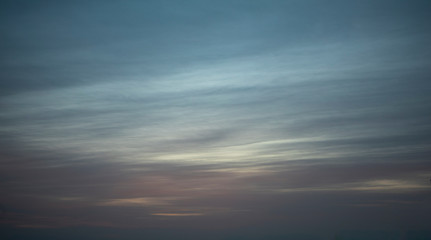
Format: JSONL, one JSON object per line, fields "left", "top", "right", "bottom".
{"left": 147, "top": 137, "right": 328, "bottom": 164}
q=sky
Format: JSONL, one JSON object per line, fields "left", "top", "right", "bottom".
{"left": 1, "top": 0, "right": 431, "bottom": 239}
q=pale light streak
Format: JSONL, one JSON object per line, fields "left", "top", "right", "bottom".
{"left": 97, "top": 197, "right": 175, "bottom": 207}
{"left": 151, "top": 213, "right": 203, "bottom": 217}
{"left": 275, "top": 179, "right": 429, "bottom": 193}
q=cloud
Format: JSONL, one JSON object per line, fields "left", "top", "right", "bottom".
{"left": 151, "top": 213, "right": 203, "bottom": 217}
{"left": 2, "top": 35, "right": 430, "bottom": 168}
{"left": 97, "top": 197, "right": 175, "bottom": 207}
{"left": 1, "top": 0, "right": 431, "bottom": 237}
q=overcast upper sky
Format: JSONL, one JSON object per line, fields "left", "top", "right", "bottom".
{"left": 1, "top": 0, "right": 431, "bottom": 239}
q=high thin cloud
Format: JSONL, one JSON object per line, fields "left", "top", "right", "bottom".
{"left": 1, "top": 0, "right": 431, "bottom": 239}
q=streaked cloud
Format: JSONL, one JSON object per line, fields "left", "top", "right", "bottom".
{"left": 152, "top": 213, "right": 204, "bottom": 217}
{"left": 1, "top": 0, "right": 431, "bottom": 239}
{"left": 97, "top": 197, "right": 175, "bottom": 207}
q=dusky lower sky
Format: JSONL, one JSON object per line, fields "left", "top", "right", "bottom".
{"left": 1, "top": 0, "right": 431, "bottom": 239}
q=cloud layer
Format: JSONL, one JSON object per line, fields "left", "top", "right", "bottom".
{"left": 1, "top": 0, "right": 431, "bottom": 239}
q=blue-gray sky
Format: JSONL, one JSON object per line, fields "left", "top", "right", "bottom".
{"left": 1, "top": 0, "right": 431, "bottom": 239}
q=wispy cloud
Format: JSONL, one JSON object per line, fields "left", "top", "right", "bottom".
{"left": 97, "top": 197, "right": 176, "bottom": 207}
{"left": 1, "top": 0, "right": 431, "bottom": 237}
{"left": 152, "top": 213, "right": 203, "bottom": 217}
